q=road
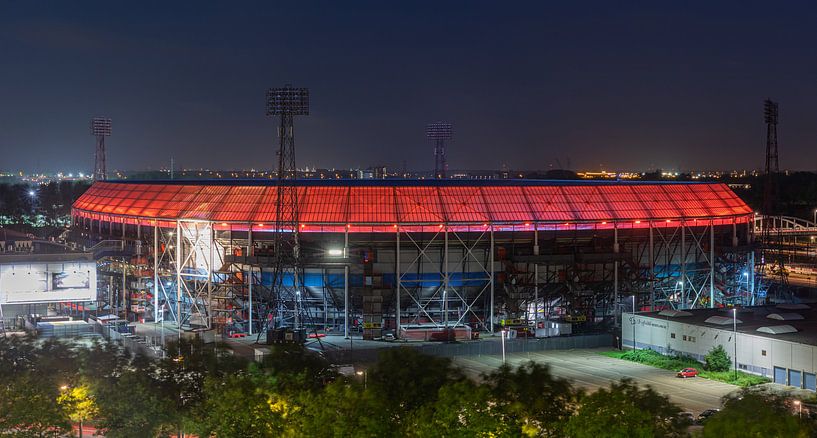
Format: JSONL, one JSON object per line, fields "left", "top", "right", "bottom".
{"left": 452, "top": 348, "right": 737, "bottom": 414}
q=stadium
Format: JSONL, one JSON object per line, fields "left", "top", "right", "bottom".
{"left": 70, "top": 179, "right": 754, "bottom": 341}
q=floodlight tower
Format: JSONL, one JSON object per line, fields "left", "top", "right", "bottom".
{"left": 427, "top": 122, "right": 452, "bottom": 179}
{"left": 759, "top": 99, "right": 787, "bottom": 297}
{"left": 90, "top": 117, "right": 112, "bottom": 181}
{"left": 262, "top": 85, "right": 309, "bottom": 335}
{"left": 763, "top": 99, "right": 779, "bottom": 215}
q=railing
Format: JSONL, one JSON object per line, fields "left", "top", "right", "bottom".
{"left": 84, "top": 239, "right": 126, "bottom": 258}
{"left": 754, "top": 215, "right": 817, "bottom": 235}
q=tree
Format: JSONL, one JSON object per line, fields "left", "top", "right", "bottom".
{"left": 705, "top": 345, "right": 731, "bottom": 372}
{"left": 485, "top": 362, "right": 577, "bottom": 437}
{"left": 564, "top": 379, "right": 686, "bottom": 438}
{"left": 366, "top": 348, "right": 464, "bottom": 421}
{"left": 406, "top": 380, "right": 512, "bottom": 438}
{"left": 0, "top": 373, "right": 70, "bottom": 437}
{"left": 92, "top": 369, "right": 178, "bottom": 438}
{"left": 193, "top": 372, "right": 292, "bottom": 438}
{"left": 296, "top": 380, "right": 392, "bottom": 438}
{"left": 57, "top": 384, "right": 99, "bottom": 438}
{"left": 702, "top": 392, "right": 811, "bottom": 438}
{"left": 259, "top": 344, "right": 335, "bottom": 393}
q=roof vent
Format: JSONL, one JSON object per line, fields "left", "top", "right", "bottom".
{"left": 658, "top": 309, "right": 693, "bottom": 317}
{"left": 757, "top": 325, "right": 798, "bottom": 335}
{"left": 767, "top": 313, "right": 804, "bottom": 321}
{"left": 705, "top": 315, "right": 742, "bottom": 325}
{"left": 776, "top": 303, "right": 811, "bottom": 310}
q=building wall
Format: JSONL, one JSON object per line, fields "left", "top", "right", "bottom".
{"left": 622, "top": 312, "right": 817, "bottom": 389}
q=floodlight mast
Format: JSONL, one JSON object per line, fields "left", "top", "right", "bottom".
{"left": 90, "top": 117, "right": 112, "bottom": 181}
{"left": 259, "top": 85, "right": 309, "bottom": 337}
{"left": 759, "top": 99, "right": 787, "bottom": 295}
{"left": 427, "top": 122, "right": 452, "bottom": 179}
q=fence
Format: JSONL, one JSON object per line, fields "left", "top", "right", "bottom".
{"left": 323, "top": 333, "right": 614, "bottom": 364}
{"left": 94, "top": 323, "right": 159, "bottom": 358}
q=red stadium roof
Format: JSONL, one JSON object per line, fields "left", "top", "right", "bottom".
{"left": 72, "top": 180, "right": 753, "bottom": 228}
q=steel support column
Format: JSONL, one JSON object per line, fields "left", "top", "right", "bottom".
{"left": 176, "top": 221, "right": 182, "bottom": 329}
{"left": 649, "top": 221, "right": 654, "bottom": 311}
{"left": 681, "top": 222, "right": 686, "bottom": 309}
{"left": 489, "top": 227, "right": 494, "bottom": 334}
{"left": 614, "top": 223, "right": 619, "bottom": 326}
{"left": 344, "top": 229, "right": 349, "bottom": 339}
{"left": 396, "top": 228, "right": 401, "bottom": 338}
{"left": 710, "top": 219, "right": 715, "bottom": 308}
{"left": 248, "top": 267, "right": 253, "bottom": 336}
{"left": 153, "top": 222, "right": 159, "bottom": 322}
{"left": 443, "top": 227, "right": 449, "bottom": 329}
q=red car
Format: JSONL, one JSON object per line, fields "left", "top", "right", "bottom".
{"left": 677, "top": 368, "right": 699, "bottom": 378}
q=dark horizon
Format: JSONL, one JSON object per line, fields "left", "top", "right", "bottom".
{"left": 3, "top": 1, "right": 817, "bottom": 173}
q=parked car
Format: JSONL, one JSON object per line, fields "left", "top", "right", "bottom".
{"left": 677, "top": 367, "right": 699, "bottom": 378}
{"left": 678, "top": 412, "right": 695, "bottom": 424}
{"left": 697, "top": 409, "right": 720, "bottom": 423}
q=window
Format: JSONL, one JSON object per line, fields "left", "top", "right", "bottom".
{"left": 671, "top": 333, "right": 676, "bottom": 339}
{"left": 762, "top": 350, "right": 767, "bottom": 356}
{"left": 689, "top": 336, "right": 696, "bottom": 342}
{"left": 683, "top": 335, "right": 687, "bottom": 341}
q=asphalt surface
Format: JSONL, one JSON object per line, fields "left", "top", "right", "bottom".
{"left": 452, "top": 348, "right": 738, "bottom": 414}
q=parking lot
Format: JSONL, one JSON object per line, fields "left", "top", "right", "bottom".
{"left": 452, "top": 348, "right": 738, "bottom": 414}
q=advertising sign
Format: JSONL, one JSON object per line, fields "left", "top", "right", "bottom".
{"left": 0, "top": 261, "right": 97, "bottom": 304}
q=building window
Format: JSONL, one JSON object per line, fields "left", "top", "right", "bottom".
{"left": 683, "top": 335, "right": 687, "bottom": 341}
{"left": 671, "top": 333, "right": 676, "bottom": 339}
{"left": 690, "top": 337, "right": 696, "bottom": 342}
{"left": 762, "top": 350, "right": 767, "bottom": 356}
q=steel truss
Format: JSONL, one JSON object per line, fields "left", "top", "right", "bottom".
{"left": 396, "top": 226, "right": 495, "bottom": 334}
{"left": 152, "top": 220, "right": 221, "bottom": 329}
{"left": 645, "top": 219, "right": 753, "bottom": 310}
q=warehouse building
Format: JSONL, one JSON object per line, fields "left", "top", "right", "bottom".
{"left": 623, "top": 304, "right": 817, "bottom": 390}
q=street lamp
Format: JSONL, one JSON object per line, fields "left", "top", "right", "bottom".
{"left": 355, "top": 370, "right": 367, "bottom": 389}
{"left": 631, "top": 295, "right": 637, "bottom": 350}
{"left": 500, "top": 329, "right": 508, "bottom": 364}
{"left": 733, "top": 308, "right": 738, "bottom": 380}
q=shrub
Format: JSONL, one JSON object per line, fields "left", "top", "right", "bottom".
{"left": 705, "top": 345, "right": 731, "bottom": 372}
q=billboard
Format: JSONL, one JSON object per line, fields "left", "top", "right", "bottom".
{"left": 0, "top": 261, "right": 97, "bottom": 304}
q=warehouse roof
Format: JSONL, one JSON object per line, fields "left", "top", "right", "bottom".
{"left": 636, "top": 305, "right": 817, "bottom": 346}
{"left": 72, "top": 180, "right": 752, "bottom": 225}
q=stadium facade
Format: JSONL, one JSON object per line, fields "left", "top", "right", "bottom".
{"left": 71, "top": 179, "right": 754, "bottom": 339}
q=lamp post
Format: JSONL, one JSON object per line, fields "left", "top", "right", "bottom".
{"left": 733, "top": 308, "right": 738, "bottom": 380}
{"left": 500, "top": 329, "right": 507, "bottom": 364}
{"left": 355, "top": 370, "right": 367, "bottom": 389}
{"left": 631, "top": 295, "right": 637, "bottom": 350}
{"left": 794, "top": 399, "right": 802, "bottom": 419}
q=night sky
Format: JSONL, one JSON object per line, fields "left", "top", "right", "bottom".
{"left": 2, "top": 1, "right": 817, "bottom": 173}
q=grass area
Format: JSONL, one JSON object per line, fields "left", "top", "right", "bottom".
{"left": 601, "top": 349, "right": 770, "bottom": 387}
